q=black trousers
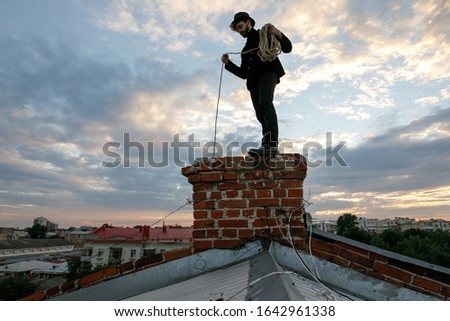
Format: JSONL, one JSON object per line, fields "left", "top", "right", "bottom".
{"left": 249, "top": 72, "right": 279, "bottom": 147}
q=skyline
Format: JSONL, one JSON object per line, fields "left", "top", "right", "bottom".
{"left": 0, "top": 0, "right": 449, "bottom": 228}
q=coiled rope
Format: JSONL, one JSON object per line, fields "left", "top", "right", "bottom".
{"left": 258, "top": 23, "right": 282, "bottom": 62}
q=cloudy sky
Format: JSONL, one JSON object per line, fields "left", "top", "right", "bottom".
{"left": 1, "top": 0, "right": 449, "bottom": 229}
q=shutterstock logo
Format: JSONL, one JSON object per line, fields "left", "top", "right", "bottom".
{"left": 100, "top": 132, "right": 348, "bottom": 168}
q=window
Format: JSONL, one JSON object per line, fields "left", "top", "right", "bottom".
{"left": 130, "top": 249, "right": 136, "bottom": 259}
{"left": 98, "top": 248, "right": 104, "bottom": 257}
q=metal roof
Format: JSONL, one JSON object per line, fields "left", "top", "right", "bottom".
{"left": 50, "top": 240, "right": 441, "bottom": 301}
{"left": 125, "top": 250, "right": 356, "bottom": 301}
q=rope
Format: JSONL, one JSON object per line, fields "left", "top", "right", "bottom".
{"left": 258, "top": 24, "right": 282, "bottom": 62}
{"left": 212, "top": 63, "right": 224, "bottom": 161}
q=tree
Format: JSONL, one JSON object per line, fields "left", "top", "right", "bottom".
{"left": 0, "top": 275, "right": 36, "bottom": 300}
{"left": 25, "top": 224, "right": 47, "bottom": 239}
{"left": 336, "top": 213, "right": 358, "bottom": 235}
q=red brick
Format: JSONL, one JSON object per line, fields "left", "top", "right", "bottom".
{"left": 222, "top": 229, "right": 238, "bottom": 238}
{"left": 164, "top": 247, "right": 193, "bottom": 261}
{"left": 243, "top": 209, "right": 255, "bottom": 217}
{"left": 441, "top": 284, "right": 450, "bottom": 298}
{"left": 193, "top": 183, "right": 215, "bottom": 191}
{"left": 193, "top": 240, "right": 213, "bottom": 250}
{"left": 226, "top": 209, "right": 240, "bottom": 217}
{"left": 274, "top": 188, "right": 287, "bottom": 197}
{"left": 287, "top": 189, "right": 303, "bottom": 197}
{"left": 280, "top": 180, "right": 303, "bottom": 188}
{"left": 349, "top": 262, "right": 369, "bottom": 274}
{"left": 373, "top": 262, "right": 412, "bottom": 283}
{"left": 253, "top": 218, "right": 277, "bottom": 227}
{"left": 214, "top": 239, "right": 246, "bottom": 249}
{"left": 20, "top": 291, "right": 46, "bottom": 301}
{"left": 223, "top": 172, "right": 239, "bottom": 180}
{"left": 218, "top": 199, "right": 247, "bottom": 208}
{"left": 339, "top": 249, "right": 374, "bottom": 269}
{"left": 255, "top": 228, "right": 271, "bottom": 238}
{"left": 218, "top": 181, "right": 246, "bottom": 190}
{"left": 135, "top": 253, "right": 164, "bottom": 269}
{"left": 279, "top": 170, "right": 306, "bottom": 179}
{"left": 193, "top": 200, "right": 216, "bottom": 210}
{"left": 193, "top": 219, "right": 215, "bottom": 229}
{"left": 369, "top": 251, "right": 388, "bottom": 263}
{"left": 310, "top": 239, "right": 340, "bottom": 255}
{"left": 60, "top": 280, "right": 76, "bottom": 293}
{"left": 249, "top": 180, "right": 278, "bottom": 189}
{"left": 257, "top": 189, "right": 272, "bottom": 198}
{"left": 254, "top": 169, "right": 268, "bottom": 179}
{"left": 43, "top": 286, "right": 60, "bottom": 299}
{"left": 192, "top": 191, "right": 207, "bottom": 201}
{"left": 103, "top": 266, "right": 119, "bottom": 278}
{"left": 119, "top": 261, "right": 135, "bottom": 274}
{"left": 194, "top": 210, "right": 208, "bottom": 219}
{"left": 206, "top": 229, "right": 220, "bottom": 238}
{"left": 78, "top": 270, "right": 105, "bottom": 288}
{"left": 242, "top": 189, "right": 255, "bottom": 198}
{"left": 226, "top": 190, "right": 239, "bottom": 198}
{"left": 181, "top": 166, "right": 196, "bottom": 176}
{"left": 218, "top": 219, "right": 249, "bottom": 228}
{"left": 193, "top": 230, "right": 206, "bottom": 238}
{"left": 188, "top": 174, "right": 202, "bottom": 183}
{"left": 211, "top": 209, "right": 224, "bottom": 219}
{"left": 249, "top": 198, "right": 279, "bottom": 207}
{"left": 311, "top": 248, "right": 332, "bottom": 261}
{"left": 271, "top": 227, "right": 288, "bottom": 237}
{"left": 243, "top": 171, "right": 256, "bottom": 180}
{"left": 209, "top": 191, "right": 222, "bottom": 199}
{"left": 335, "top": 241, "right": 370, "bottom": 256}
{"left": 412, "top": 276, "right": 442, "bottom": 294}
{"left": 280, "top": 198, "right": 302, "bottom": 207}
{"left": 239, "top": 229, "right": 255, "bottom": 239}
{"left": 256, "top": 209, "right": 270, "bottom": 217}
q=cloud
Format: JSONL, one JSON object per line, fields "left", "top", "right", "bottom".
{"left": 307, "top": 107, "right": 450, "bottom": 218}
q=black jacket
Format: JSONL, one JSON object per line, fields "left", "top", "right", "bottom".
{"left": 225, "top": 27, "right": 292, "bottom": 89}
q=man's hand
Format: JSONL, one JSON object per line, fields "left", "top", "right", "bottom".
{"left": 267, "top": 23, "right": 282, "bottom": 38}
{"left": 221, "top": 54, "right": 229, "bottom": 65}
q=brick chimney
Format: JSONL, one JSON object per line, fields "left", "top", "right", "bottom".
{"left": 182, "top": 154, "right": 308, "bottom": 252}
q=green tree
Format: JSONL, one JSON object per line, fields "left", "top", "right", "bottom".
{"left": 66, "top": 257, "right": 93, "bottom": 281}
{"left": 0, "top": 275, "right": 36, "bottom": 300}
{"left": 342, "top": 227, "right": 372, "bottom": 244}
{"left": 336, "top": 213, "right": 358, "bottom": 235}
{"left": 25, "top": 224, "right": 47, "bottom": 239}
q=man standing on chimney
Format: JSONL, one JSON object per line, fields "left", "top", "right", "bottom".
{"left": 221, "top": 12, "right": 292, "bottom": 156}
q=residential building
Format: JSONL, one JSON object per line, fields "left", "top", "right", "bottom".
{"left": 0, "top": 227, "right": 15, "bottom": 240}
{"left": 32, "top": 216, "right": 59, "bottom": 232}
{"left": 81, "top": 224, "right": 193, "bottom": 268}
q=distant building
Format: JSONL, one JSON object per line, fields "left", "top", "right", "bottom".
{"left": 32, "top": 216, "right": 59, "bottom": 232}
{"left": 81, "top": 224, "right": 193, "bottom": 268}
{"left": 312, "top": 216, "right": 450, "bottom": 233}
{"left": 0, "top": 227, "right": 15, "bottom": 240}
{"left": 0, "top": 239, "right": 75, "bottom": 262}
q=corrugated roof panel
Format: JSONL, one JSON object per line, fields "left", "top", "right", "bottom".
{"left": 126, "top": 260, "right": 250, "bottom": 301}
{"left": 287, "top": 273, "right": 359, "bottom": 301}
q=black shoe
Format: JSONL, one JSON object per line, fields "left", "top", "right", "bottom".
{"left": 248, "top": 146, "right": 279, "bottom": 156}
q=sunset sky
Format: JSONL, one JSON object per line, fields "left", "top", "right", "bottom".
{"left": 0, "top": 0, "right": 449, "bottom": 228}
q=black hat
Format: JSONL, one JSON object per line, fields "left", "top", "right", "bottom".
{"left": 230, "top": 12, "right": 255, "bottom": 30}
